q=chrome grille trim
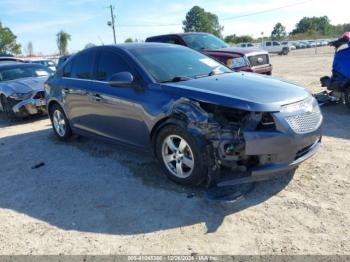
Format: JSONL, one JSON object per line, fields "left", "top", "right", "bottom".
{"left": 283, "top": 97, "right": 322, "bottom": 134}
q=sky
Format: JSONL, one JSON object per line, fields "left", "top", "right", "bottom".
{"left": 0, "top": 0, "right": 348, "bottom": 55}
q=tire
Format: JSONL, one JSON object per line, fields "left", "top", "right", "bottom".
{"left": 49, "top": 103, "right": 72, "bottom": 141}
{"left": 345, "top": 88, "right": 350, "bottom": 110}
{"left": 155, "top": 124, "right": 209, "bottom": 186}
{"left": 0, "top": 96, "right": 16, "bottom": 119}
{"left": 282, "top": 48, "right": 289, "bottom": 55}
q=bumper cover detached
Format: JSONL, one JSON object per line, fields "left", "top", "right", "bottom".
{"left": 12, "top": 97, "right": 46, "bottom": 116}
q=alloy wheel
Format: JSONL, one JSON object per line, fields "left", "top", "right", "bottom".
{"left": 53, "top": 109, "right": 66, "bottom": 137}
{"left": 161, "top": 135, "right": 195, "bottom": 178}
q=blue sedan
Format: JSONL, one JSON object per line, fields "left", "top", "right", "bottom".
{"left": 45, "top": 43, "right": 322, "bottom": 186}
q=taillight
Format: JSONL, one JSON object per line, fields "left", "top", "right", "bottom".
{"left": 343, "top": 32, "right": 350, "bottom": 41}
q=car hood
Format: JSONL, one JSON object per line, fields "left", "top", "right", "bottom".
{"left": 0, "top": 77, "right": 47, "bottom": 94}
{"left": 161, "top": 72, "right": 310, "bottom": 112}
{"left": 205, "top": 47, "right": 267, "bottom": 55}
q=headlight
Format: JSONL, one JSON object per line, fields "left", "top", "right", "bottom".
{"left": 226, "top": 57, "right": 249, "bottom": 69}
{"left": 9, "top": 91, "right": 33, "bottom": 100}
{"left": 280, "top": 96, "right": 318, "bottom": 113}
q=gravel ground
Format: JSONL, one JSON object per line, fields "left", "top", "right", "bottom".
{"left": 0, "top": 46, "right": 349, "bottom": 255}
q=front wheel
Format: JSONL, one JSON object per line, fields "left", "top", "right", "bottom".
{"left": 155, "top": 124, "right": 209, "bottom": 186}
{"left": 49, "top": 104, "right": 72, "bottom": 141}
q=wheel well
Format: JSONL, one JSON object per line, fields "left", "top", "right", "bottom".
{"left": 150, "top": 114, "right": 188, "bottom": 153}
{"left": 47, "top": 100, "right": 62, "bottom": 115}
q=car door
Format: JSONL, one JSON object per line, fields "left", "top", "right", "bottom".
{"left": 273, "top": 41, "right": 281, "bottom": 53}
{"left": 59, "top": 50, "right": 96, "bottom": 130}
{"left": 85, "top": 49, "right": 150, "bottom": 147}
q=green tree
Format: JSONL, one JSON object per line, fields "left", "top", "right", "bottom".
{"left": 124, "top": 38, "right": 133, "bottom": 43}
{"left": 183, "top": 6, "right": 223, "bottom": 38}
{"left": 56, "top": 30, "right": 71, "bottom": 55}
{"left": 292, "top": 16, "right": 332, "bottom": 36}
{"left": 271, "top": 23, "right": 287, "bottom": 41}
{"left": 0, "top": 22, "right": 21, "bottom": 55}
{"left": 224, "top": 34, "right": 253, "bottom": 44}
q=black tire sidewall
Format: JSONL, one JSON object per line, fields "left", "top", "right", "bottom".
{"left": 155, "top": 124, "right": 209, "bottom": 186}
{"left": 50, "top": 104, "right": 72, "bottom": 141}
{"left": 1, "top": 96, "right": 15, "bottom": 118}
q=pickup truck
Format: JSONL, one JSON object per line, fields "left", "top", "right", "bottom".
{"left": 260, "top": 41, "right": 290, "bottom": 55}
{"left": 146, "top": 33, "right": 272, "bottom": 75}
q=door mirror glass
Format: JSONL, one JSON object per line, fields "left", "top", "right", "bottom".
{"left": 109, "top": 72, "right": 134, "bottom": 87}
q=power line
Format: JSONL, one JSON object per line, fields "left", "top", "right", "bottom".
{"left": 221, "top": 0, "right": 313, "bottom": 20}
{"left": 116, "top": 0, "right": 313, "bottom": 28}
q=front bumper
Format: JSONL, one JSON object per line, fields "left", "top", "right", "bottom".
{"left": 238, "top": 64, "right": 272, "bottom": 75}
{"left": 12, "top": 97, "right": 46, "bottom": 116}
{"left": 218, "top": 107, "right": 322, "bottom": 186}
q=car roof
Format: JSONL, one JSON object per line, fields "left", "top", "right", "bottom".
{"left": 84, "top": 43, "right": 188, "bottom": 51}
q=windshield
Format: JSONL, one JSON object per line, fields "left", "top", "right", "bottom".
{"left": 182, "top": 34, "right": 229, "bottom": 51}
{"left": 33, "top": 60, "right": 56, "bottom": 67}
{"left": 130, "top": 46, "right": 232, "bottom": 83}
{"left": 0, "top": 65, "right": 51, "bottom": 82}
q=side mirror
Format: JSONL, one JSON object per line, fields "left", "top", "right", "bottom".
{"left": 109, "top": 72, "right": 134, "bottom": 87}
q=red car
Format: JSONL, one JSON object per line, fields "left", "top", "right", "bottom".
{"left": 146, "top": 32, "right": 272, "bottom": 75}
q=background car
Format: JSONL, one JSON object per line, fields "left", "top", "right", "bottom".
{"left": 46, "top": 44, "right": 322, "bottom": 187}
{"left": 236, "top": 43, "right": 255, "bottom": 48}
{"left": 0, "top": 63, "right": 52, "bottom": 118}
{"left": 30, "top": 59, "right": 57, "bottom": 72}
{"left": 146, "top": 32, "right": 272, "bottom": 75}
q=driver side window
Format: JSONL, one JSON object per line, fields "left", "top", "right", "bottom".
{"left": 95, "top": 51, "right": 133, "bottom": 81}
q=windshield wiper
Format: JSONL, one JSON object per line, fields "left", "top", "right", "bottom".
{"left": 159, "top": 76, "right": 193, "bottom": 83}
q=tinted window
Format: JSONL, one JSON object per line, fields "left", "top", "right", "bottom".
{"left": 95, "top": 51, "right": 132, "bottom": 81}
{"left": 182, "top": 34, "right": 228, "bottom": 50}
{"left": 266, "top": 42, "right": 271, "bottom": 46}
{"left": 71, "top": 52, "right": 93, "bottom": 79}
{"left": 273, "top": 41, "right": 280, "bottom": 46}
{"left": 63, "top": 61, "right": 72, "bottom": 77}
{"left": 129, "top": 47, "right": 231, "bottom": 83}
{"left": 0, "top": 65, "right": 51, "bottom": 82}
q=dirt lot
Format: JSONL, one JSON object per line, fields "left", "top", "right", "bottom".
{"left": 0, "top": 46, "right": 349, "bottom": 255}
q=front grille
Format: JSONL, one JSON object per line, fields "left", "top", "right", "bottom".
{"left": 248, "top": 54, "right": 269, "bottom": 67}
{"left": 286, "top": 110, "right": 322, "bottom": 134}
{"left": 33, "top": 91, "right": 45, "bottom": 99}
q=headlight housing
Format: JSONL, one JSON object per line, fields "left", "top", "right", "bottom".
{"left": 280, "top": 96, "right": 318, "bottom": 113}
{"left": 227, "top": 57, "right": 249, "bottom": 69}
{"left": 9, "top": 91, "right": 33, "bottom": 100}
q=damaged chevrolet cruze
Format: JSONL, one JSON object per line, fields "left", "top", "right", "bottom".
{"left": 46, "top": 43, "right": 322, "bottom": 186}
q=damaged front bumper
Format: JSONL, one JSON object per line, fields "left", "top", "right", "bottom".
{"left": 11, "top": 92, "right": 47, "bottom": 117}
{"left": 216, "top": 107, "right": 323, "bottom": 186}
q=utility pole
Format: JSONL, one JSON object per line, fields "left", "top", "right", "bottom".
{"left": 107, "top": 5, "right": 116, "bottom": 44}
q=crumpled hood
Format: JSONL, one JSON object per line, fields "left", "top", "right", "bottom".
{"left": 0, "top": 77, "right": 47, "bottom": 94}
{"left": 161, "top": 72, "right": 310, "bottom": 112}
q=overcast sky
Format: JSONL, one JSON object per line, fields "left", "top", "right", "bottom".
{"left": 0, "top": 0, "right": 348, "bottom": 54}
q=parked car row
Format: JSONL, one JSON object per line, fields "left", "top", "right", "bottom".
{"left": 236, "top": 38, "right": 334, "bottom": 53}
{"left": 0, "top": 34, "right": 323, "bottom": 189}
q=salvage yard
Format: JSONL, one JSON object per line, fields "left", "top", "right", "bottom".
{"left": 0, "top": 46, "right": 349, "bottom": 255}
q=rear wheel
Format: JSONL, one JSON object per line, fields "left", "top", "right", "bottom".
{"left": 0, "top": 96, "right": 16, "bottom": 119}
{"left": 49, "top": 103, "right": 72, "bottom": 141}
{"left": 155, "top": 124, "right": 209, "bottom": 186}
{"left": 282, "top": 47, "right": 289, "bottom": 55}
